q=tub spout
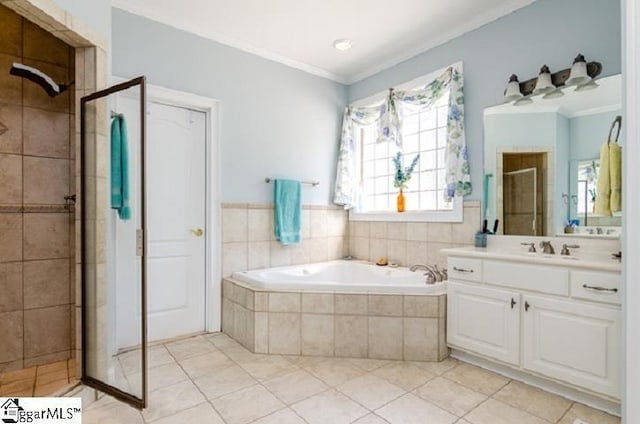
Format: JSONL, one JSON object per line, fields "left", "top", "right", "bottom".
{"left": 410, "top": 264, "right": 441, "bottom": 285}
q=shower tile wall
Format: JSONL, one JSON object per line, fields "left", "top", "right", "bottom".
{"left": 0, "top": 5, "right": 75, "bottom": 372}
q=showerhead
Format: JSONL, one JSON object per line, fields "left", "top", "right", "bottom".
{"left": 9, "top": 62, "right": 72, "bottom": 97}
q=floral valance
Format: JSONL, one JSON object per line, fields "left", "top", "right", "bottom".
{"left": 333, "top": 63, "right": 471, "bottom": 208}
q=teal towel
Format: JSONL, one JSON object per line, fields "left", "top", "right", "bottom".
{"left": 110, "top": 115, "right": 131, "bottom": 220}
{"left": 274, "top": 179, "right": 301, "bottom": 245}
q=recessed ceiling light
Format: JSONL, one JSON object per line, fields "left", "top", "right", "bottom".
{"left": 333, "top": 38, "right": 353, "bottom": 51}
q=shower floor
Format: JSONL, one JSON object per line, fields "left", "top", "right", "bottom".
{"left": 0, "top": 359, "right": 78, "bottom": 397}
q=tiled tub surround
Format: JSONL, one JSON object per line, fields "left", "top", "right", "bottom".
{"left": 349, "top": 201, "right": 482, "bottom": 268}
{"left": 0, "top": 4, "right": 76, "bottom": 372}
{"left": 221, "top": 203, "right": 349, "bottom": 276}
{"left": 222, "top": 278, "right": 448, "bottom": 361}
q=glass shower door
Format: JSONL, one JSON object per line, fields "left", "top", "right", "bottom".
{"left": 81, "top": 77, "right": 147, "bottom": 408}
{"left": 503, "top": 167, "right": 537, "bottom": 236}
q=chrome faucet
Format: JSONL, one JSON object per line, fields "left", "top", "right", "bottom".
{"left": 520, "top": 242, "right": 536, "bottom": 253}
{"left": 539, "top": 241, "right": 555, "bottom": 254}
{"left": 409, "top": 264, "right": 447, "bottom": 284}
{"left": 560, "top": 244, "right": 580, "bottom": 256}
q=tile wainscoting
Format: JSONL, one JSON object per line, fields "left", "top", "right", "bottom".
{"left": 349, "top": 201, "right": 481, "bottom": 268}
{"left": 222, "top": 278, "right": 448, "bottom": 361}
{"left": 221, "top": 203, "right": 349, "bottom": 277}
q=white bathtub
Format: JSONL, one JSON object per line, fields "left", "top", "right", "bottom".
{"left": 231, "top": 260, "right": 446, "bottom": 294}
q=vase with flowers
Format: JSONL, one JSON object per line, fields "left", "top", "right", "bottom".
{"left": 392, "top": 152, "right": 420, "bottom": 212}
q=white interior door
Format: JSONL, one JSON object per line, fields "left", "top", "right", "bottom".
{"left": 115, "top": 98, "right": 207, "bottom": 349}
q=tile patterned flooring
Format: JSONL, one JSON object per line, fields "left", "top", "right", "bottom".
{"left": 83, "top": 333, "right": 621, "bottom": 424}
{"left": 0, "top": 359, "right": 77, "bottom": 397}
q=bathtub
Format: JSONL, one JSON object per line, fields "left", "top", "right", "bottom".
{"left": 231, "top": 260, "right": 446, "bottom": 294}
{"left": 222, "top": 260, "right": 449, "bottom": 361}
{"left": 224, "top": 260, "right": 448, "bottom": 361}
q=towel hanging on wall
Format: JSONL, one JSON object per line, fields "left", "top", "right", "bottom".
{"left": 273, "top": 179, "right": 301, "bottom": 245}
{"left": 110, "top": 114, "right": 131, "bottom": 220}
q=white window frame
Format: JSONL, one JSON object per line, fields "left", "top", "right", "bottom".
{"left": 348, "top": 62, "right": 464, "bottom": 223}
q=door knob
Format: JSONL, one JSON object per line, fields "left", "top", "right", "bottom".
{"left": 190, "top": 228, "right": 204, "bottom": 237}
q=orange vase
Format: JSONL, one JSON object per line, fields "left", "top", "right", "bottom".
{"left": 397, "top": 188, "right": 405, "bottom": 213}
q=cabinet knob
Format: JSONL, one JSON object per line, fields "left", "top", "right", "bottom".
{"left": 510, "top": 298, "right": 516, "bottom": 309}
{"left": 524, "top": 301, "right": 531, "bottom": 312}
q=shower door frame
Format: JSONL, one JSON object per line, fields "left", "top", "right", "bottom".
{"left": 80, "top": 76, "right": 148, "bottom": 409}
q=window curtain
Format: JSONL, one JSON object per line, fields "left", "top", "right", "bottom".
{"left": 333, "top": 64, "right": 471, "bottom": 208}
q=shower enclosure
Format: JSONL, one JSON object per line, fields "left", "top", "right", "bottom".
{"left": 81, "top": 77, "right": 148, "bottom": 408}
{"left": 503, "top": 167, "right": 538, "bottom": 236}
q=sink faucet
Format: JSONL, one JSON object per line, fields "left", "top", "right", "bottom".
{"left": 539, "top": 241, "right": 555, "bottom": 254}
{"left": 560, "top": 244, "right": 580, "bottom": 256}
{"left": 520, "top": 242, "right": 536, "bottom": 253}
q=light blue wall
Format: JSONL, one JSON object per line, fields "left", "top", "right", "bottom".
{"left": 53, "top": 0, "right": 111, "bottom": 42}
{"left": 348, "top": 0, "right": 621, "bottom": 201}
{"left": 569, "top": 110, "right": 623, "bottom": 161}
{"left": 111, "top": 9, "right": 348, "bottom": 205}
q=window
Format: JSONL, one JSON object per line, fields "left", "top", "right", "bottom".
{"left": 352, "top": 91, "right": 462, "bottom": 221}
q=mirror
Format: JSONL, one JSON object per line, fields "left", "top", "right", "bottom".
{"left": 483, "top": 74, "right": 622, "bottom": 238}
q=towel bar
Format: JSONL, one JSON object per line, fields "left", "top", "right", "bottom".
{"left": 265, "top": 177, "right": 319, "bottom": 187}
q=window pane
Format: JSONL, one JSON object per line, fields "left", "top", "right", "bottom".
{"left": 363, "top": 160, "right": 374, "bottom": 178}
{"left": 422, "top": 129, "right": 437, "bottom": 150}
{"left": 363, "top": 145, "right": 374, "bottom": 161}
{"left": 421, "top": 171, "right": 436, "bottom": 189}
{"left": 375, "top": 158, "right": 388, "bottom": 175}
{"left": 420, "top": 109, "right": 437, "bottom": 130}
{"left": 437, "top": 148, "right": 446, "bottom": 169}
{"left": 420, "top": 190, "right": 437, "bottom": 210}
{"left": 420, "top": 150, "right": 437, "bottom": 171}
{"left": 405, "top": 191, "right": 419, "bottom": 210}
{"left": 437, "top": 169, "right": 446, "bottom": 188}
{"left": 374, "top": 194, "right": 388, "bottom": 210}
{"left": 406, "top": 174, "right": 420, "bottom": 192}
{"left": 437, "top": 127, "right": 447, "bottom": 148}
{"left": 375, "top": 176, "right": 389, "bottom": 194}
{"left": 403, "top": 133, "right": 420, "bottom": 153}
{"left": 375, "top": 141, "right": 389, "bottom": 158}
{"left": 403, "top": 113, "right": 419, "bottom": 134}
{"left": 437, "top": 106, "right": 448, "bottom": 126}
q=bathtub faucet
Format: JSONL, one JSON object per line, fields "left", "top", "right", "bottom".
{"left": 409, "top": 264, "right": 447, "bottom": 284}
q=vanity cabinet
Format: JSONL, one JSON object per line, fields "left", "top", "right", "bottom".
{"left": 522, "top": 295, "right": 620, "bottom": 398}
{"left": 448, "top": 282, "right": 520, "bottom": 365}
{"left": 446, "top": 254, "right": 621, "bottom": 400}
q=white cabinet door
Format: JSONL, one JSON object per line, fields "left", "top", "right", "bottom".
{"left": 522, "top": 295, "right": 620, "bottom": 398}
{"left": 447, "top": 282, "right": 520, "bottom": 365}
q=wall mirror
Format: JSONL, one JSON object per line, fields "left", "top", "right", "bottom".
{"left": 483, "top": 74, "right": 622, "bottom": 238}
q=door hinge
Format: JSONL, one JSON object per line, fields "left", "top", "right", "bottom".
{"left": 136, "top": 229, "right": 144, "bottom": 256}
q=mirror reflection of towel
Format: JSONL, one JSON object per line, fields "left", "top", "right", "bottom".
{"left": 610, "top": 142, "right": 622, "bottom": 213}
{"left": 595, "top": 142, "right": 622, "bottom": 216}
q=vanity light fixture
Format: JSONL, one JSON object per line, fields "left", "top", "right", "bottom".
{"left": 503, "top": 74, "right": 524, "bottom": 102}
{"left": 333, "top": 38, "right": 353, "bottom": 51}
{"left": 565, "top": 54, "right": 591, "bottom": 86}
{"left": 533, "top": 65, "right": 555, "bottom": 95}
{"left": 502, "top": 54, "right": 602, "bottom": 105}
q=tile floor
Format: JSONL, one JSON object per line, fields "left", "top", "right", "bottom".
{"left": 0, "top": 358, "right": 77, "bottom": 396}
{"left": 83, "top": 333, "right": 621, "bottom": 424}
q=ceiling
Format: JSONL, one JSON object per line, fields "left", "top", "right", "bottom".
{"left": 112, "top": 0, "right": 535, "bottom": 84}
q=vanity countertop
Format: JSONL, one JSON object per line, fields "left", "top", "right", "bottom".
{"left": 442, "top": 246, "right": 622, "bottom": 273}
